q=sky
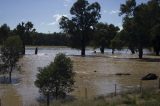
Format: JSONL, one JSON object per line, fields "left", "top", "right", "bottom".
{"left": 0, "top": 0, "right": 148, "bottom": 33}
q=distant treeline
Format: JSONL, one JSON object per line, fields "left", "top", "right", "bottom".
{"left": 32, "top": 32, "right": 68, "bottom": 46}
{"left": 0, "top": 23, "right": 68, "bottom": 46}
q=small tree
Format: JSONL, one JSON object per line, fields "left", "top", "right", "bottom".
{"left": 0, "top": 36, "right": 23, "bottom": 83}
{"left": 35, "top": 53, "right": 74, "bottom": 106}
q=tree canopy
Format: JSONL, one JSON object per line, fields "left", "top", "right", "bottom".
{"left": 0, "top": 36, "right": 23, "bottom": 83}
{"left": 59, "top": 0, "right": 101, "bottom": 56}
{"left": 35, "top": 53, "right": 74, "bottom": 106}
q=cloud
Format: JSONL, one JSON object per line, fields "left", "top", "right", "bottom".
{"left": 102, "top": 10, "right": 107, "bottom": 13}
{"left": 48, "top": 14, "right": 68, "bottom": 26}
{"left": 63, "top": 0, "right": 71, "bottom": 7}
{"left": 109, "top": 10, "right": 120, "bottom": 14}
{"left": 48, "top": 22, "right": 56, "bottom": 26}
{"left": 53, "top": 14, "right": 68, "bottom": 22}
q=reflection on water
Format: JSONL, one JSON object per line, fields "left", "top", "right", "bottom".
{"left": 0, "top": 47, "right": 160, "bottom": 105}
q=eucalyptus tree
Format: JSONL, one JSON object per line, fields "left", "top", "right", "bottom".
{"left": 59, "top": 0, "right": 101, "bottom": 56}
{"left": 147, "top": 0, "right": 160, "bottom": 55}
{"left": 120, "top": 0, "right": 152, "bottom": 58}
{"left": 120, "top": 0, "right": 160, "bottom": 58}
{"left": 0, "top": 24, "right": 10, "bottom": 44}
{"left": 14, "top": 21, "right": 35, "bottom": 55}
{"left": 0, "top": 36, "right": 23, "bottom": 83}
{"left": 92, "top": 22, "right": 119, "bottom": 54}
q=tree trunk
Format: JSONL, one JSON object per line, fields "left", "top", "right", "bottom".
{"left": 138, "top": 47, "right": 143, "bottom": 59}
{"left": 156, "top": 50, "right": 159, "bottom": 56}
{"left": 35, "top": 47, "right": 38, "bottom": 55}
{"left": 81, "top": 46, "right": 85, "bottom": 56}
{"left": 81, "top": 32, "right": 86, "bottom": 57}
{"left": 55, "top": 86, "right": 58, "bottom": 100}
{"left": 47, "top": 93, "right": 50, "bottom": 106}
{"left": 130, "top": 49, "right": 135, "bottom": 54}
{"left": 22, "top": 43, "right": 25, "bottom": 55}
{"left": 155, "top": 48, "right": 160, "bottom": 56}
{"left": 129, "top": 47, "right": 135, "bottom": 54}
{"left": 100, "top": 46, "right": 104, "bottom": 54}
{"left": 9, "top": 67, "right": 13, "bottom": 83}
{"left": 112, "top": 49, "right": 115, "bottom": 54}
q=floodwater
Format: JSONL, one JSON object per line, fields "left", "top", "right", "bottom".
{"left": 0, "top": 47, "right": 160, "bottom": 106}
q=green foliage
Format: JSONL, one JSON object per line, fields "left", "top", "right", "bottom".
{"left": 35, "top": 53, "right": 74, "bottom": 99}
{"left": 33, "top": 32, "right": 69, "bottom": 46}
{"left": 151, "top": 24, "right": 160, "bottom": 55}
{"left": 0, "top": 36, "right": 23, "bottom": 82}
{"left": 59, "top": 0, "right": 101, "bottom": 56}
{"left": 14, "top": 21, "right": 36, "bottom": 54}
{"left": 0, "top": 24, "right": 10, "bottom": 44}
{"left": 111, "top": 32, "right": 125, "bottom": 51}
{"left": 119, "top": 0, "right": 160, "bottom": 58}
{"left": 92, "top": 22, "right": 119, "bottom": 53}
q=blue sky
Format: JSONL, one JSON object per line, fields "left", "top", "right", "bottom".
{"left": 0, "top": 0, "right": 148, "bottom": 33}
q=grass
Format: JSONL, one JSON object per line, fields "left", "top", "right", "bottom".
{"left": 39, "top": 89, "right": 160, "bottom": 106}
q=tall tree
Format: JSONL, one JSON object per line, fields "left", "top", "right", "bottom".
{"left": 0, "top": 24, "right": 10, "bottom": 44}
{"left": 111, "top": 30, "right": 126, "bottom": 53}
{"left": 120, "top": 0, "right": 152, "bottom": 59}
{"left": 35, "top": 53, "right": 74, "bottom": 106}
{"left": 147, "top": 0, "right": 160, "bottom": 55}
{"left": 0, "top": 36, "right": 23, "bottom": 83}
{"left": 92, "top": 23, "right": 119, "bottom": 54}
{"left": 14, "top": 21, "right": 35, "bottom": 55}
{"left": 151, "top": 24, "right": 160, "bottom": 55}
{"left": 59, "top": 0, "right": 101, "bottom": 56}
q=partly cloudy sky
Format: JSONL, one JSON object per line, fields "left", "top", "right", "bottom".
{"left": 0, "top": 0, "right": 148, "bottom": 33}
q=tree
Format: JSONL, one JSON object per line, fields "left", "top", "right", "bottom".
{"left": 14, "top": 21, "right": 36, "bottom": 55}
{"left": 111, "top": 30, "right": 126, "bottom": 54}
{"left": 120, "top": 0, "right": 152, "bottom": 59}
{"left": 147, "top": 0, "right": 160, "bottom": 55}
{"left": 59, "top": 0, "right": 101, "bottom": 56}
{"left": 35, "top": 53, "right": 74, "bottom": 106}
{"left": 0, "top": 36, "right": 23, "bottom": 83}
{"left": 151, "top": 24, "right": 160, "bottom": 55}
{"left": 120, "top": 0, "right": 160, "bottom": 58}
{"left": 92, "top": 22, "right": 119, "bottom": 54}
{"left": 0, "top": 24, "right": 10, "bottom": 44}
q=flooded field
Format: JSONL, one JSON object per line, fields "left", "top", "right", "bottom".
{"left": 0, "top": 47, "right": 160, "bottom": 106}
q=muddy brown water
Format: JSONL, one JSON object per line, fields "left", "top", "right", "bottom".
{"left": 0, "top": 47, "right": 160, "bottom": 106}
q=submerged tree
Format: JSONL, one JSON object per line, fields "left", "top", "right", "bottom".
{"left": 120, "top": 0, "right": 160, "bottom": 58}
{"left": 14, "top": 21, "right": 35, "bottom": 55}
{"left": 59, "top": 0, "right": 101, "bottom": 56}
{"left": 91, "top": 23, "right": 119, "bottom": 54}
{"left": 0, "top": 36, "right": 23, "bottom": 83}
{"left": 35, "top": 53, "right": 74, "bottom": 106}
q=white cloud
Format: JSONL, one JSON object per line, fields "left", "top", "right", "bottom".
{"left": 48, "top": 14, "right": 68, "bottom": 26}
{"left": 53, "top": 14, "right": 68, "bottom": 22}
{"left": 103, "top": 10, "right": 107, "bottom": 13}
{"left": 63, "top": 0, "right": 71, "bottom": 7}
{"left": 110, "top": 10, "right": 120, "bottom": 14}
{"left": 48, "top": 22, "right": 56, "bottom": 26}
